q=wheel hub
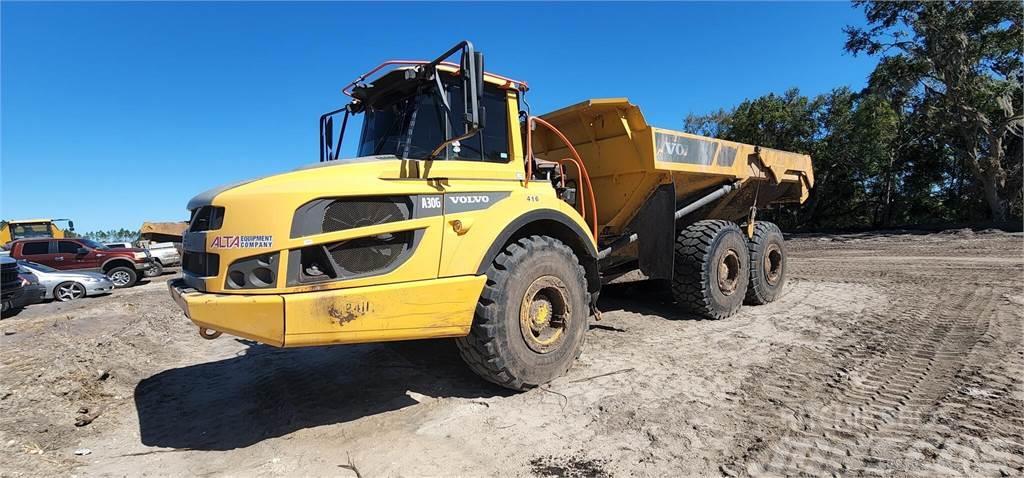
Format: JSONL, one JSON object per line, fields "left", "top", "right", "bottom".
{"left": 764, "top": 244, "right": 782, "bottom": 285}
{"left": 519, "top": 275, "right": 571, "bottom": 354}
{"left": 111, "top": 271, "right": 130, "bottom": 286}
{"left": 717, "top": 249, "right": 741, "bottom": 296}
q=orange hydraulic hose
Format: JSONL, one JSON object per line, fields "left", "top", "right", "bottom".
{"left": 558, "top": 158, "right": 586, "bottom": 225}
{"left": 523, "top": 116, "right": 599, "bottom": 240}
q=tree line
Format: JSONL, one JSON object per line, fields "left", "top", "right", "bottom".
{"left": 685, "top": 1, "right": 1022, "bottom": 230}
{"left": 68, "top": 229, "right": 139, "bottom": 243}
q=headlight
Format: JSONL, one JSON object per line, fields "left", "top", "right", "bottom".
{"left": 133, "top": 252, "right": 147, "bottom": 260}
{"left": 81, "top": 276, "right": 101, "bottom": 282}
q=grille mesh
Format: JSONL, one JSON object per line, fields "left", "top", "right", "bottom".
{"left": 327, "top": 231, "right": 413, "bottom": 275}
{"left": 1, "top": 265, "right": 18, "bottom": 285}
{"left": 183, "top": 252, "right": 220, "bottom": 277}
{"left": 322, "top": 199, "right": 407, "bottom": 233}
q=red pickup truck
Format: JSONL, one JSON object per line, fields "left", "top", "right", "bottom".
{"left": 6, "top": 238, "right": 156, "bottom": 288}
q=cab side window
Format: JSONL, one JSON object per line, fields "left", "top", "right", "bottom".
{"left": 449, "top": 84, "right": 510, "bottom": 163}
{"left": 58, "top": 241, "right": 81, "bottom": 253}
{"left": 22, "top": 241, "right": 49, "bottom": 255}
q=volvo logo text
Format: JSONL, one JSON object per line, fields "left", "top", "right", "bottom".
{"left": 449, "top": 195, "right": 490, "bottom": 204}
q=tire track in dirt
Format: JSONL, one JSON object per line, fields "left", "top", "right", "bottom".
{"left": 726, "top": 248, "right": 1024, "bottom": 477}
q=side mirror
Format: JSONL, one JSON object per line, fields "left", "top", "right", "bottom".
{"left": 318, "top": 106, "right": 351, "bottom": 162}
{"left": 459, "top": 46, "right": 485, "bottom": 130}
{"left": 76, "top": 247, "right": 88, "bottom": 255}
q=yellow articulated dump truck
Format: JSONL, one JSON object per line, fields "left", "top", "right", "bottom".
{"left": 0, "top": 218, "right": 74, "bottom": 245}
{"left": 169, "top": 41, "right": 813, "bottom": 390}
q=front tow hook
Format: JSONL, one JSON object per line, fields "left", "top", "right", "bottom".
{"left": 198, "top": 327, "right": 223, "bottom": 340}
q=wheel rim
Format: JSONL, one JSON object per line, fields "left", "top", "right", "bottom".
{"left": 519, "top": 275, "right": 571, "bottom": 354}
{"left": 764, "top": 244, "right": 783, "bottom": 285}
{"left": 57, "top": 283, "right": 85, "bottom": 301}
{"left": 717, "top": 249, "right": 741, "bottom": 296}
{"left": 110, "top": 271, "right": 131, "bottom": 286}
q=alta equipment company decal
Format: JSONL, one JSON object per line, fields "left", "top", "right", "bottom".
{"left": 210, "top": 235, "right": 273, "bottom": 249}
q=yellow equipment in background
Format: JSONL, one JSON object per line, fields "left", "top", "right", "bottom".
{"left": 0, "top": 218, "right": 74, "bottom": 245}
{"left": 169, "top": 41, "right": 814, "bottom": 390}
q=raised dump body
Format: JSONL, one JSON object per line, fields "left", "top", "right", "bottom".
{"left": 532, "top": 99, "right": 815, "bottom": 241}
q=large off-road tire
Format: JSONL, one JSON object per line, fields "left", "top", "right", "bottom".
{"left": 745, "top": 221, "right": 787, "bottom": 305}
{"left": 671, "top": 220, "right": 749, "bottom": 319}
{"left": 456, "top": 235, "right": 589, "bottom": 391}
{"left": 106, "top": 266, "right": 137, "bottom": 288}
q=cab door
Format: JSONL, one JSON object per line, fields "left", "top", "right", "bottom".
{"left": 432, "top": 86, "right": 525, "bottom": 277}
{"left": 19, "top": 240, "right": 58, "bottom": 268}
{"left": 60, "top": 240, "right": 102, "bottom": 271}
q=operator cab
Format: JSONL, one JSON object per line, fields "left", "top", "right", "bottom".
{"left": 319, "top": 41, "right": 521, "bottom": 166}
{"left": 317, "top": 41, "right": 584, "bottom": 214}
{"left": 351, "top": 69, "right": 511, "bottom": 163}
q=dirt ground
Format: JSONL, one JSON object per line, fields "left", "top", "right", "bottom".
{"left": 1, "top": 230, "right": 1021, "bottom": 477}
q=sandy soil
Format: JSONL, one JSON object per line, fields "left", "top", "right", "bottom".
{"left": 1, "top": 230, "right": 1021, "bottom": 477}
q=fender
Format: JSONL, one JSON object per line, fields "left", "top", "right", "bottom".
{"left": 476, "top": 208, "right": 597, "bottom": 275}
{"left": 101, "top": 257, "right": 136, "bottom": 270}
{"left": 475, "top": 209, "right": 601, "bottom": 307}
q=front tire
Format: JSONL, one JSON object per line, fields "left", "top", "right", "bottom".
{"left": 54, "top": 281, "right": 87, "bottom": 301}
{"left": 456, "top": 236, "right": 589, "bottom": 391}
{"left": 107, "top": 266, "right": 137, "bottom": 288}
{"left": 745, "top": 222, "right": 787, "bottom": 305}
{"left": 671, "top": 220, "right": 750, "bottom": 319}
{"left": 143, "top": 262, "right": 164, "bottom": 278}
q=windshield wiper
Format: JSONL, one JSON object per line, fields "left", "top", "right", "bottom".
{"left": 371, "top": 101, "right": 411, "bottom": 156}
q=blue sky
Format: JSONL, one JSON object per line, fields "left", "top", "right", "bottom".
{"left": 1, "top": 2, "right": 876, "bottom": 231}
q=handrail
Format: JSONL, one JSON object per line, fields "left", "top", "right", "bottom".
{"left": 341, "top": 60, "right": 529, "bottom": 97}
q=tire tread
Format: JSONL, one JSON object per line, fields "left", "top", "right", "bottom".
{"left": 455, "top": 235, "right": 588, "bottom": 390}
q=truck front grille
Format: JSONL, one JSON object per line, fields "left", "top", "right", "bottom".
{"left": 183, "top": 252, "right": 220, "bottom": 277}
{"left": 290, "top": 197, "right": 412, "bottom": 238}
{"left": 287, "top": 229, "right": 419, "bottom": 286}
{"left": 0, "top": 264, "right": 18, "bottom": 285}
{"left": 327, "top": 231, "right": 413, "bottom": 275}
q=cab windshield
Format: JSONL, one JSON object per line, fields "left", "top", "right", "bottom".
{"left": 356, "top": 82, "right": 510, "bottom": 162}
{"left": 10, "top": 223, "right": 51, "bottom": 240}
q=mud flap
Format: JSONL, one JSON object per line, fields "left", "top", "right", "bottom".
{"left": 631, "top": 183, "right": 676, "bottom": 281}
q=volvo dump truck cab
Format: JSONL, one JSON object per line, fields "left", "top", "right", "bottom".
{"left": 169, "top": 41, "right": 813, "bottom": 390}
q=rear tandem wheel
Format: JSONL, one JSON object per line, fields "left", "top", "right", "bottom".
{"left": 671, "top": 220, "right": 750, "bottom": 319}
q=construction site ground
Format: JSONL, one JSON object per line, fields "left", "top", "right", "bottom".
{"left": 1, "top": 230, "right": 1021, "bottom": 477}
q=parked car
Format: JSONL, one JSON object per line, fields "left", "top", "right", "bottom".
{"left": 7, "top": 267, "right": 46, "bottom": 310}
{"left": 6, "top": 238, "right": 155, "bottom": 288}
{"left": 1, "top": 256, "right": 25, "bottom": 312}
{"left": 17, "top": 260, "right": 115, "bottom": 301}
{"left": 105, "top": 241, "right": 177, "bottom": 277}
{"left": 144, "top": 242, "right": 181, "bottom": 267}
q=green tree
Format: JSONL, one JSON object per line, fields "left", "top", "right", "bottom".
{"left": 845, "top": 0, "right": 1024, "bottom": 221}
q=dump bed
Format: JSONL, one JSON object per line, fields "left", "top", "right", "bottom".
{"left": 534, "top": 99, "right": 814, "bottom": 238}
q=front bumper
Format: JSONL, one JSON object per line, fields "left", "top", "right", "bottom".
{"left": 134, "top": 260, "right": 155, "bottom": 271}
{"left": 9, "top": 284, "right": 45, "bottom": 308}
{"left": 84, "top": 280, "right": 115, "bottom": 296}
{"left": 168, "top": 275, "right": 486, "bottom": 347}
